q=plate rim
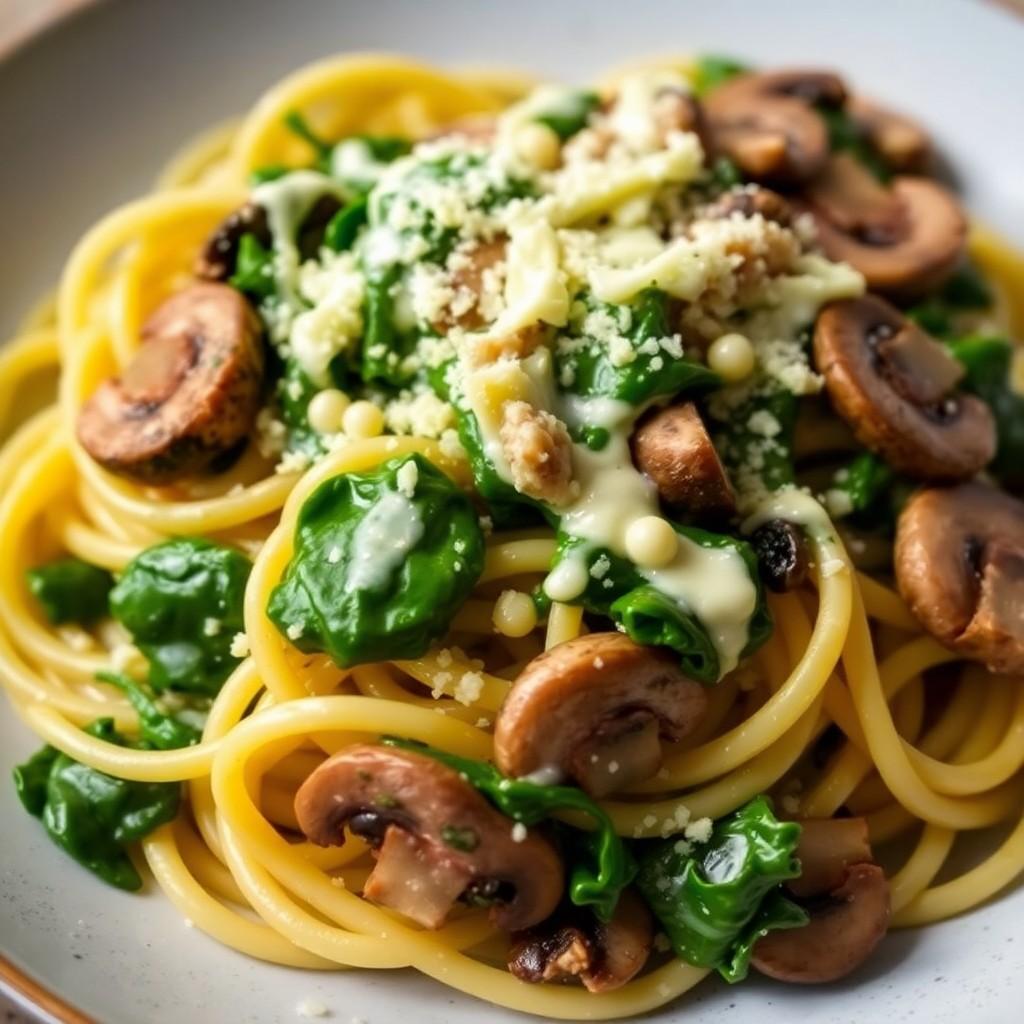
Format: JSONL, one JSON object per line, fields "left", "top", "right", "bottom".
{"left": 0, "top": 955, "right": 93, "bottom": 1024}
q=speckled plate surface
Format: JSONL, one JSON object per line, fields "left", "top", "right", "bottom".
{"left": 0, "top": 1, "right": 1022, "bottom": 1021}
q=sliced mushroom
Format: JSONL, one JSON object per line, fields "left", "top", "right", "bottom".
{"left": 846, "top": 95, "right": 930, "bottom": 173}
{"left": 750, "top": 519, "right": 809, "bottom": 593}
{"left": 752, "top": 816, "right": 890, "bottom": 983}
{"left": 632, "top": 402, "right": 737, "bottom": 519}
{"left": 493, "top": 632, "right": 708, "bottom": 797}
{"left": 702, "top": 184, "right": 793, "bottom": 226}
{"left": 786, "top": 817, "right": 873, "bottom": 900}
{"left": 434, "top": 236, "right": 507, "bottom": 333}
{"left": 294, "top": 744, "right": 563, "bottom": 931}
{"left": 705, "top": 70, "right": 846, "bottom": 184}
{"left": 508, "top": 889, "right": 654, "bottom": 993}
{"left": 813, "top": 295, "right": 995, "bottom": 481}
{"left": 196, "top": 202, "right": 271, "bottom": 281}
{"left": 806, "top": 154, "right": 966, "bottom": 297}
{"left": 894, "top": 483, "right": 1024, "bottom": 674}
{"left": 76, "top": 283, "right": 265, "bottom": 483}
{"left": 752, "top": 862, "right": 890, "bottom": 983}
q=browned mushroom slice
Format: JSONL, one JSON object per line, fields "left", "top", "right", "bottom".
{"left": 632, "top": 402, "right": 737, "bottom": 519}
{"left": 813, "top": 295, "right": 995, "bottom": 481}
{"left": 702, "top": 184, "right": 793, "bottom": 226}
{"left": 196, "top": 203, "right": 271, "bottom": 281}
{"left": 508, "top": 890, "right": 654, "bottom": 993}
{"left": 846, "top": 95, "right": 931, "bottom": 173}
{"left": 753, "top": 863, "right": 890, "bottom": 983}
{"left": 749, "top": 519, "right": 809, "bottom": 593}
{"left": 294, "top": 744, "right": 563, "bottom": 931}
{"left": 76, "top": 283, "right": 265, "bottom": 483}
{"left": 493, "top": 632, "right": 708, "bottom": 798}
{"left": 705, "top": 70, "right": 846, "bottom": 184}
{"left": 894, "top": 483, "right": 1024, "bottom": 674}
{"left": 752, "top": 817, "right": 890, "bottom": 983}
{"left": 434, "top": 236, "right": 507, "bottom": 333}
{"left": 806, "top": 154, "right": 966, "bottom": 297}
{"left": 787, "top": 817, "right": 873, "bottom": 900}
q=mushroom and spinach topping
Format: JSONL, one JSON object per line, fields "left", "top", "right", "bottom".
{"left": 380, "top": 738, "right": 637, "bottom": 921}
{"left": 181, "top": 65, "right": 871, "bottom": 684}
{"left": 295, "top": 744, "right": 572, "bottom": 930}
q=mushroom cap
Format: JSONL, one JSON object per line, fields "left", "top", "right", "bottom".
{"left": 701, "top": 184, "right": 793, "bottom": 226}
{"left": 895, "top": 483, "right": 1024, "bottom": 674}
{"left": 632, "top": 402, "right": 737, "bottom": 519}
{"left": 808, "top": 162, "right": 966, "bottom": 298}
{"left": 788, "top": 817, "right": 873, "bottom": 900}
{"left": 508, "top": 888, "right": 654, "bottom": 993}
{"left": 846, "top": 95, "right": 931, "bottom": 173}
{"left": 705, "top": 70, "right": 846, "bottom": 184}
{"left": 752, "top": 862, "right": 891, "bottom": 983}
{"left": 293, "top": 744, "right": 564, "bottom": 932}
{"left": 196, "top": 202, "right": 270, "bottom": 282}
{"left": 493, "top": 632, "right": 708, "bottom": 797}
{"left": 813, "top": 295, "right": 996, "bottom": 481}
{"left": 76, "top": 283, "right": 265, "bottom": 483}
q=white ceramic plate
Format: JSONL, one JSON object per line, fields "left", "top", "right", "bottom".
{"left": 1, "top": 1, "right": 1022, "bottom": 1021}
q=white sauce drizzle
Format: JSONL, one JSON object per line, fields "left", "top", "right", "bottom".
{"left": 348, "top": 491, "right": 424, "bottom": 590}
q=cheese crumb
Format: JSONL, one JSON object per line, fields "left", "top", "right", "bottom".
{"left": 511, "top": 822, "right": 528, "bottom": 843}
{"left": 295, "top": 998, "right": 328, "bottom": 1019}
{"left": 202, "top": 617, "right": 222, "bottom": 637}
{"left": 230, "top": 632, "right": 250, "bottom": 658}
{"left": 684, "top": 817, "right": 713, "bottom": 843}
{"left": 395, "top": 459, "right": 419, "bottom": 498}
{"left": 286, "top": 623, "right": 305, "bottom": 641}
{"left": 454, "top": 671, "right": 484, "bottom": 706}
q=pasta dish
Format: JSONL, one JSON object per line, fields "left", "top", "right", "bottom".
{"left": 2, "top": 52, "right": 1023, "bottom": 1019}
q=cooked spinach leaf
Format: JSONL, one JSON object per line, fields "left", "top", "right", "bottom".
{"left": 533, "top": 90, "right": 600, "bottom": 140}
{"left": 636, "top": 796, "right": 806, "bottom": 982}
{"left": 26, "top": 558, "right": 113, "bottom": 626}
{"left": 95, "top": 672, "right": 202, "bottom": 751}
{"left": 109, "top": 538, "right": 251, "bottom": 696}
{"left": 13, "top": 719, "right": 180, "bottom": 890}
{"left": 267, "top": 454, "right": 485, "bottom": 666}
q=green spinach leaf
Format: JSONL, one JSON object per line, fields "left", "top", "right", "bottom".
{"left": 229, "top": 232, "right": 276, "bottom": 300}
{"left": 715, "top": 386, "right": 800, "bottom": 496}
{"left": 949, "top": 335, "right": 1024, "bottom": 489}
{"left": 636, "top": 796, "right": 806, "bottom": 981}
{"left": 691, "top": 55, "right": 749, "bottom": 97}
{"left": 382, "top": 737, "right": 635, "bottom": 920}
{"left": 533, "top": 90, "right": 600, "bottom": 140}
{"left": 551, "top": 526, "right": 770, "bottom": 683}
{"left": 12, "top": 719, "right": 180, "bottom": 890}
{"left": 26, "top": 558, "right": 114, "bottom": 626}
{"left": 556, "top": 290, "right": 718, "bottom": 408}
{"left": 95, "top": 672, "right": 202, "bottom": 751}
{"left": 267, "top": 453, "right": 485, "bottom": 666}
{"left": 109, "top": 538, "right": 252, "bottom": 696}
